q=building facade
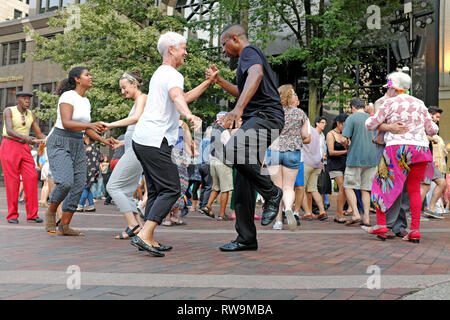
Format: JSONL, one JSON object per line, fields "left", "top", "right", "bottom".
{"left": 0, "top": 0, "right": 30, "bottom": 22}
{"left": 439, "top": 0, "right": 450, "bottom": 143}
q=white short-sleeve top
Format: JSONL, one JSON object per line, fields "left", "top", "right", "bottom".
{"left": 132, "top": 65, "right": 184, "bottom": 148}
{"left": 55, "top": 90, "right": 91, "bottom": 131}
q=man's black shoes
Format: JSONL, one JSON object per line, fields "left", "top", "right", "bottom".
{"left": 7, "top": 219, "right": 19, "bottom": 224}
{"left": 28, "top": 217, "right": 43, "bottom": 223}
{"left": 219, "top": 241, "right": 258, "bottom": 252}
{"left": 261, "top": 187, "right": 283, "bottom": 226}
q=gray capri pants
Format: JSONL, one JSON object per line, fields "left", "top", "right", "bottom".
{"left": 47, "top": 127, "right": 86, "bottom": 213}
{"left": 106, "top": 148, "right": 142, "bottom": 213}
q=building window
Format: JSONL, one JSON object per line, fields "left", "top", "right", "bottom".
{"left": 39, "top": 0, "right": 86, "bottom": 13}
{"left": 6, "top": 88, "right": 17, "bottom": 107}
{"left": 14, "top": 10, "right": 22, "bottom": 19}
{"left": 1, "top": 40, "right": 26, "bottom": 66}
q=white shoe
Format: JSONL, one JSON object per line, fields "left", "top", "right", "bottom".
{"left": 285, "top": 209, "right": 297, "bottom": 231}
{"left": 273, "top": 221, "right": 283, "bottom": 230}
{"left": 136, "top": 200, "right": 145, "bottom": 219}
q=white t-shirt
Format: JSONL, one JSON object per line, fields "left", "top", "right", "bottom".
{"left": 54, "top": 90, "right": 91, "bottom": 130}
{"left": 133, "top": 65, "right": 184, "bottom": 148}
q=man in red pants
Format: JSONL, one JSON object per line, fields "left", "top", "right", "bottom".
{"left": 0, "top": 91, "right": 46, "bottom": 224}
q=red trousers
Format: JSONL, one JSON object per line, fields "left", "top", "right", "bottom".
{"left": 376, "top": 161, "right": 428, "bottom": 231}
{"left": 0, "top": 138, "right": 39, "bottom": 221}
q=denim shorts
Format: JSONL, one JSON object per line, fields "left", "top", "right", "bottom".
{"left": 265, "top": 150, "right": 301, "bottom": 169}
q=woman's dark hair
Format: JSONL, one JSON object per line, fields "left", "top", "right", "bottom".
{"left": 123, "top": 70, "right": 144, "bottom": 89}
{"left": 332, "top": 113, "right": 348, "bottom": 129}
{"left": 55, "top": 66, "right": 88, "bottom": 96}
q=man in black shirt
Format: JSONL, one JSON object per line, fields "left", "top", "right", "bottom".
{"left": 206, "top": 24, "right": 284, "bottom": 252}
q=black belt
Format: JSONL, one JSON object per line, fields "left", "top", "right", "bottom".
{"left": 2, "top": 136, "right": 26, "bottom": 144}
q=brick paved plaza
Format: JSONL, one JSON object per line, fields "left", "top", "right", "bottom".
{"left": 1, "top": 187, "right": 450, "bottom": 301}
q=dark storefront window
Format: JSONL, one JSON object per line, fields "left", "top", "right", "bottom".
{"left": 1, "top": 40, "right": 26, "bottom": 66}
{"left": 6, "top": 88, "right": 17, "bottom": 107}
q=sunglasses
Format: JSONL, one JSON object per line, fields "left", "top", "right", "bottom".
{"left": 21, "top": 111, "right": 27, "bottom": 126}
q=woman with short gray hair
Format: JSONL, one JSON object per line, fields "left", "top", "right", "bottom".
{"left": 129, "top": 32, "right": 217, "bottom": 257}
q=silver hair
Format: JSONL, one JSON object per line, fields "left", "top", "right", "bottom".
{"left": 387, "top": 71, "right": 412, "bottom": 91}
{"left": 157, "top": 32, "right": 186, "bottom": 59}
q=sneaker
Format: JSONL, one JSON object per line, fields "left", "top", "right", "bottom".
{"left": 273, "top": 221, "right": 283, "bottom": 230}
{"left": 284, "top": 209, "right": 297, "bottom": 231}
{"left": 76, "top": 206, "right": 84, "bottom": 212}
{"left": 136, "top": 200, "right": 145, "bottom": 219}
{"left": 85, "top": 206, "right": 96, "bottom": 212}
{"left": 423, "top": 209, "right": 445, "bottom": 220}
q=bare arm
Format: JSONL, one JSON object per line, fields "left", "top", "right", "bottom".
{"left": 184, "top": 69, "right": 218, "bottom": 103}
{"left": 106, "top": 94, "right": 147, "bottom": 129}
{"left": 30, "top": 112, "right": 46, "bottom": 140}
{"left": 207, "top": 64, "right": 239, "bottom": 98}
{"left": 169, "top": 87, "right": 202, "bottom": 131}
{"left": 301, "top": 119, "right": 311, "bottom": 144}
{"left": 218, "top": 64, "right": 264, "bottom": 128}
{"left": 326, "top": 131, "right": 347, "bottom": 156}
{"left": 4, "top": 108, "right": 36, "bottom": 144}
{"left": 60, "top": 103, "right": 105, "bottom": 133}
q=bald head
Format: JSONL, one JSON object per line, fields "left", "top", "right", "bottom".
{"left": 221, "top": 24, "right": 247, "bottom": 39}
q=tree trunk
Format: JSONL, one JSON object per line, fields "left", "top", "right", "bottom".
{"left": 308, "top": 81, "right": 319, "bottom": 123}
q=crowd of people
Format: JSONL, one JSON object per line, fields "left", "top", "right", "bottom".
{"left": 1, "top": 24, "right": 449, "bottom": 257}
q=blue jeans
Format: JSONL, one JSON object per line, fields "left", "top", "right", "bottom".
{"left": 91, "top": 177, "right": 104, "bottom": 199}
{"left": 79, "top": 187, "right": 94, "bottom": 207}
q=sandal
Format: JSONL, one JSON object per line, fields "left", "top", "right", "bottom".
{"left": 217, "top": 215, "right": 233, "bottom": 221}
{"left": 301, "top": 214, "right": 313, "bottom": 221}
{"left": 334, "top": 216, "right": 347, "bottom": 224}
{"left": 114, "top": 225, "right": 140, "bottom": 240}
{"left": 345, "top": 217, "right": 361, "bottom": 226}
{"left": 200, "top": 206, "right": 215, "bottom": 219}
{"left": 171, "top": 220, "right": 187, "bottom": 226}
{"left": 317, "top": 213, "right": 328, "bottom": 221}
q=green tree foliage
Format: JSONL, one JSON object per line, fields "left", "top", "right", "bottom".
{"left": 26, "top": 0, "right": 234, "bottom": 133}
{"left": 203, "top": 0, "right": 431, "bottom": 119}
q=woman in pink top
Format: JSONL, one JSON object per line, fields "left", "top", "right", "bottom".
{"left": 364, "top": 72, "right": 438, "bottom": 243}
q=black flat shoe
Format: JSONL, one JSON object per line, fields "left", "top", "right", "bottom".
{"left": 27, "top": 217, "right": 43, "bottom": 223}
{"left": 130, "top": 236, "right": 165, "bottom": 257}
{"left": 261, "top": 187, "right": 283, "bottom": 226}
{"left": 139, "top": 243, "right": 173, "bottom": 252}
{"left": 219, "top": 241, "right": 258, "bottom": 252}
{"left": 7, "top": 219, "right": 19, "bottom": 224}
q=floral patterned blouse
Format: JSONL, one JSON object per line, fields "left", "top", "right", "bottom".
{"left": 270, "top": 106, "right": 308, "bottom": 152}
{"left": 84, "top": 143, "right": 103, "bottom": 188}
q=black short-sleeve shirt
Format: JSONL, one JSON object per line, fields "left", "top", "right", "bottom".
{"left": 236, "top": 45, "right": 284, "bottom": 122}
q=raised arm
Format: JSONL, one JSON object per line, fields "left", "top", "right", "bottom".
{"left": 207, "top": 64, "right": 239, "bottom": 98}
{"left": 106, "top": 94, "right": 147, "bottom": 129}
{"left": 184, "top": 69, "right": 218, "bottom": 104}
{"left": 218, "top": 64, "right": 263, "bottom": 128}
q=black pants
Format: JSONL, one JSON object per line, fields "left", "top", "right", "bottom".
{"left": 221, "top": 113, "right": 283, "bottom": 244}
{"left": 186, "top": 180, "right": 201, "bottom": 200}
{"left": 198, "top": 163, "right": 212, "bottom": 208}
{"left": 132, "top": 139, "right": 181, "bottom": 224}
